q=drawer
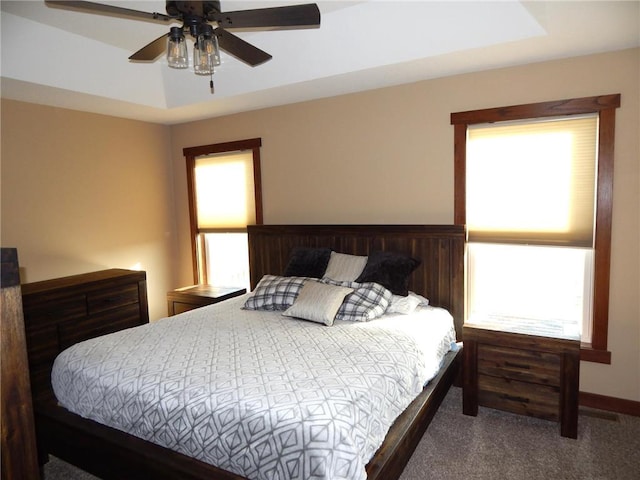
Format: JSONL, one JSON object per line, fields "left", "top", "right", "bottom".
{"left": 87, "top": 284, "right": 139, "bottom": 314}
{"left": 59, "top": 303, "right": 143, "bottom": 349}
{"left": 478, "top": 344, "right": 561, "bottom": 386}
{"left": 24, "top": 322, "right": 60, "bottom": 367}
{"left": 479, "top": 374, "right": 560, "bottom": 421}
{"left": 170, "top": 302, "right": 199, "bottom": 315}
{"left": 23, "top": 294, "right": 86, "bottom": 325}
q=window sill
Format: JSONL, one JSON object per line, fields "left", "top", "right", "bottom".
{"left": 580, "top": 343, "right": 612, "bottom": 364}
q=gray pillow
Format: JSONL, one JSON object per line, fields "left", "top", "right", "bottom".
{"left": 323, "top": 251, "right": 368, "bottom": 282}
{"left": 282, "top": 280, "right": 353, "bottom": 326}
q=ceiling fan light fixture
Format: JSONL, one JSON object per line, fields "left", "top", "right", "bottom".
{"left": 167, "top": 27, "right": 188, "bottom": 69}
{"left": 194, "top": 26, "right": 221, "bottom": 75}
{"left": 45, "top": 0, "right": 321, "bottom": 93}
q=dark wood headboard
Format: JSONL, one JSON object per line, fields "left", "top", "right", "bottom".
{"left": 247, "top": 224, "right": 465, "bottom": 339}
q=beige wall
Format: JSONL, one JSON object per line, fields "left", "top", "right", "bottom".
{"left": 170, "top": 48, "right": 639, "bottom": 402}
{"left": 0, "top": 100, "right": 176, "bottom": 321}
{"left": 1, "top": 48, "right": 637, "bottom": 402}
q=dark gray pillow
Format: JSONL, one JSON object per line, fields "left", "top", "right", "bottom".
{"left": 355, "top": 251, "right": 420, "bottom": 296}
{"left": 283, "top": 247, "right": 331, "bottom": 278}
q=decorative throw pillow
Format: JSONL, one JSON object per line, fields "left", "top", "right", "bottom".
{"left": 243, "top": 275, "right": 308, "bottom": 311}
{"left": 323, "top": 251, "right": 368, "bottom": 282}
{"left": 356, "top": 251, "right": 421, "bottom": 296}
{"left": 283, "top": 247, "right": 332, "bottom": 278}
{"left": 282, "top": 280, "right": 353, "bottom": 326}
{"left": 322, "top": 278, "right": 392, "bottom": 322}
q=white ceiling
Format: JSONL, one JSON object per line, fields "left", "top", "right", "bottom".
{"left": 1, "top": 1, "right": 638, "bottom": 125}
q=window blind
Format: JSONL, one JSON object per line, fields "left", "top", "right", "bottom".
{"left": 466, "top": 115, "right": 597, "bottom": 247}
{"left": 194, "top": 150, "right": 256, "bottom": 230}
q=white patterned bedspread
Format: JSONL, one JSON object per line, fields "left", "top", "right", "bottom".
{"left": 52, "top": 295, "right": 456, "bottom": 480}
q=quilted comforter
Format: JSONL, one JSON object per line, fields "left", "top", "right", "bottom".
{"left": 52, "top": 295, "right": 456, "bottom": 480}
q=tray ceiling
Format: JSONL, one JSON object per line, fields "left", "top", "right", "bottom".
{"left": 1, "top": 1, "right": 638, "bottom": 124}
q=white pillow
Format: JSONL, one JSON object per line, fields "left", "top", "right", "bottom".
{"left": 283, "top": 281, "right": 353, "bottom": 326}
{"left": 387, "top": 292, "right": 430, "bottom": 315}
{"left": 323, "top": 252, "right": 368, "bottom": 282}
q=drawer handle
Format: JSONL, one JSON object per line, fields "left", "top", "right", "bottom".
{"left": 503, "top": 394, "right": 529, "bottom": 403}
{"left": 102, "top": 295, "right": 125, "bottom": 304}
{"left": 505, "top": 361, "right": 530, "bottom": 370}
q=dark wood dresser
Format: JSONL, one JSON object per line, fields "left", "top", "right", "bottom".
{"left": 21, "top": 269, "right": 149, "bottom": 405}
{"left": 463, "top": 319, "right": 580, "bottom": 438}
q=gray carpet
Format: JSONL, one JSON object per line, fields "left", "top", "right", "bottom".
{"left": 44, "top": 387, "right": 640, "bottom": 480}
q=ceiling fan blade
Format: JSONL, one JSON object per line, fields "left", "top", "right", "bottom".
{"left": 129, "top": 34, "right": 168, "bottom": 61}
{"left": 216, "top": 28, "right": 272, "bottom": 67}
{"left": 45, "top": 1, "right": 173, "bottom": 23}
{"left": 212, "top": 3, "right": 320, "bottom": 29}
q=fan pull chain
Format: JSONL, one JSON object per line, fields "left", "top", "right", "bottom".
{"left": 209, "top": 72, "right": 214, "bottom": 94}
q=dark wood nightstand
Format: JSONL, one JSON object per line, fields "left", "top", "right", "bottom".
{"left": 463, "top": 319, "right": 580, "bottom": 438}
{"left": 167, "top": 285, "right": 246, "bottom": 316}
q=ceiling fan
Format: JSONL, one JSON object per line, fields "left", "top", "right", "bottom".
{"left": 45, "top": 1, "right": 321, "bottom": 92}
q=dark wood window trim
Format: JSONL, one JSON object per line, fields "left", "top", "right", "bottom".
{"left": 184, "top": 138, "right": 264, "bottom": 284}
{"left": 451, "top": 94, "right": 621, "bottom": 364}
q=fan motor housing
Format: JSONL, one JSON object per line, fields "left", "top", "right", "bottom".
{"left": 166, "top": 1, "right": 221, "bottom": 17}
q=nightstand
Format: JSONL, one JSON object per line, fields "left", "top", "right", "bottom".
{"left": 462, "top": 319, "right": 580, "bottom": 438}
{"left": 167, "top": 285, "right": 246, "bottom": 316}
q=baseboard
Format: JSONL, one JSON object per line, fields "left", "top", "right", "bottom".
{"left": 579, "top": 391, "right": 640, "bottom": 417}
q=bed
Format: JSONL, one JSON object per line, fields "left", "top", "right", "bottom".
{"left": 26, "top": 224, "right": 465, "bottom": 480}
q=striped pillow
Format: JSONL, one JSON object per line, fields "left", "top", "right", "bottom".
{"left": 322, "top": 278, "right": 392, "bottom": 322}
{"left": 243, "top": 275, "right": 308, "bottom": 311}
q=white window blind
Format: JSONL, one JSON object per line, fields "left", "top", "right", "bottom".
{"left": 466, "top": 115, "right": 598, "bottom": 247}
{"left": 194, "top": 151, "right": 256, "bottom": 230}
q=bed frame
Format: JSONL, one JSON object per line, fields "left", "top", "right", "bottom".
{"left": 26, "top": 224, "right": 465, "bottom": 480}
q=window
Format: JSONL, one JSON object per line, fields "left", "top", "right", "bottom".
{"left": 452, "top": 94, "right": 621, "bottom": 363}
{"left": 467, "top": 243, "right": 593, "bottom": 340}
{"left": 466, "top": 115, "right": 597, "bottom": 341}
{"left": 184, "top": 138, "right": 263, "bottom": 289}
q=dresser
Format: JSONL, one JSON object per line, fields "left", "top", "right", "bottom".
{"left": 463, "top": 320, "right": 580, "bottom": 438}
{"left": 21, "top": 269, "right": 149, "bottom": 405}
